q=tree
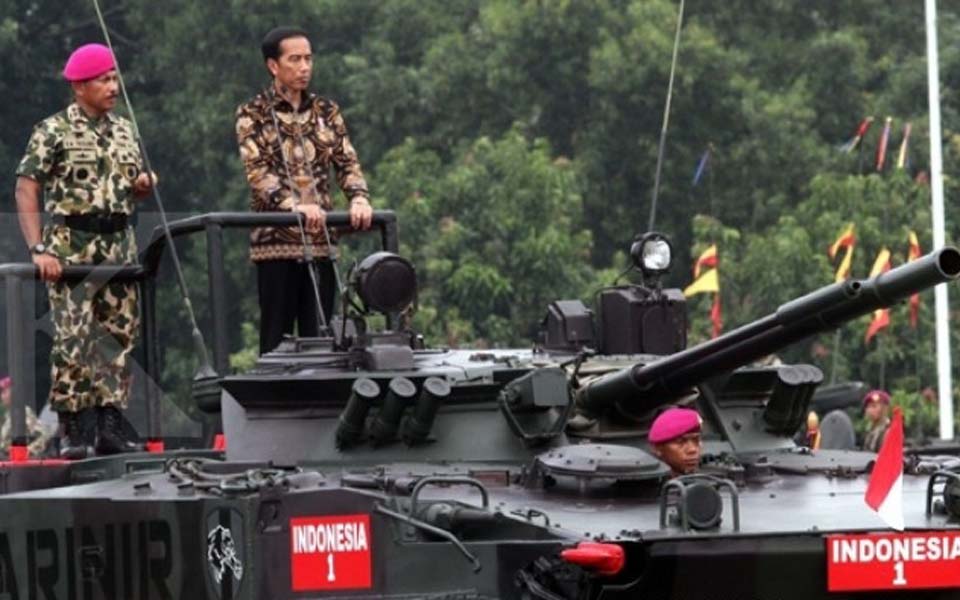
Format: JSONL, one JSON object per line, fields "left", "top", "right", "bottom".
{"left": 375, "top": 129, "right": 594, "bottom": 346}
{"left": 4, "top": 1, "right": 960, "bottom": 429}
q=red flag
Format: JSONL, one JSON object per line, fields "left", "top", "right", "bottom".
{"left": 907, "top": 231, "right": 922, "bottom": 328}
{"left": 828, "top": 224, "right": 856, "bottom": 283}
{"left": 828, "top": 224, "right": 855, "bottom": 259}
{"left": 865, "top": 248, "right": 891, "bottom": 343}
{"left": 710, "top": 294, "right": 722, "bottom": 338}
{"left": 854, "top": 116, "right": 875, "bottom": 140}
{"left": 865, "top": 310, "right": 890, "bottom": 343}
{"left": 687, "top": 244, "right": 722, "bottom": 338}
{"left": 693, "top": 244, "right": 718, "bottom": 278}
{"left": 840, "top": 116, "right": 874, "bottom": 153}
{"left": 875, "top": 116, "right": 892, "bottom": 172}
{"left": 864, "top": 407, "right": 905, "bottom": 530}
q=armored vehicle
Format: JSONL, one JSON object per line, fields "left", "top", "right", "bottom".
{"left": 1, "top": 211, "right": 960, "bottom": 599}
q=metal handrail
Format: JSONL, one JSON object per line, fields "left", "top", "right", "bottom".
{"left": 140, "top": 211, "right": 398, "bottom": 276}
{"left": 0, "top": 210, "right": 398, "bottom": 453}
{"left": 0, "top": 211, "right": 398, "bottom": 283}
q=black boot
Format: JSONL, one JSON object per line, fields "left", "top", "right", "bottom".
{"left": 95, "top": 406, "right": 140, "bottom": 455}
{"left": 58, "top": 411, "right": 88, "bottom": 460}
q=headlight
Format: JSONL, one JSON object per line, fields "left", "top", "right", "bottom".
{"left": 352, "top": 251, "right": 417, "bottom": 314}
{"left": 630, "top": 232, "right": 673, "bottom": 275}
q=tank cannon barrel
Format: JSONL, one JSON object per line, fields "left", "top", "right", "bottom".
{"left": 578, "top": 247, "right": 960, "bottom": 413}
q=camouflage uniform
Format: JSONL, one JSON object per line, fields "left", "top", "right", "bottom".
{"left": 15, "top": 103, "right": 141, "bottom": 413}
{"left": 863, "top": 417, "right": 891, "bottom": 453}
{"left": 0, "top": 406, "right": 54, "bottom": 457}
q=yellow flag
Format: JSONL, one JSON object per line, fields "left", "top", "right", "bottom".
{"left": 907, "top": 231, "right": 921, "bottom": 262}
{"left": 693, "top": 244, "right": 718, "bottom": 278}
{"left": 835, "top": 246, "right": 854, "bottom": 283}
{"left": 684, "top": 268, "right": 719, "bottom": 296}
{"left": 828, "top": 223, "right": 856, "bottom": 283}
{"left": 865, "top": 247, "right": 892, "bottom": 343}
{"left": 869, "top": 247, "right": 891, "bottom": 277}
{"left": 828, "top": 224, "right": 855, "bottom": 259}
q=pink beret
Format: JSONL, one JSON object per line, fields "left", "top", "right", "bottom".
{"left": 63, "top": 43, "right": 116, "bottom": 82}
{"left": 862, "top": 389, "right": 891, "bottom": 408}
{"left": 649, "top": 407, "right": 701, "bottom": 444}
{"left": 0, "top": 376, "right": 10, "bottom": 390}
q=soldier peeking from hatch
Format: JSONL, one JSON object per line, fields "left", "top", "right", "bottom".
{"left": 14, "top": 43, "right": 157, "bottom": 459}
{"left": 235, "top": 26, "right": 373, "bottom": 355}
{"left": 861, "top": 389, "right": 892, "bottom": 453}
{"left": 648, "top": 407, "right": 703, "bottom": 476}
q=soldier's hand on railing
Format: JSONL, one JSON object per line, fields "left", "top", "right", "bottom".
{"left": 294, "top": 203, "right": 324, "bottom": 233}
{"left": 32, "top": 253, "right": 62, "bottom": 282}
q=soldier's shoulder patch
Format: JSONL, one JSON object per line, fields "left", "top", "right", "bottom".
{"left": 35, "top": 111, "right": 70, "bottom": 136}
{"left": 112, "top": 115, "right": 137, "bottom": 140}
{"left": 114, "top": 114, "right": 135, "bottom": 129}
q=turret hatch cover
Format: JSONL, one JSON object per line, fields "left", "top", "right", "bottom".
{"left": 739, "top": 448, "right": 875, "bottom": 474}
{"left": 534, "top": 444, "right": 668, "bottom": 480}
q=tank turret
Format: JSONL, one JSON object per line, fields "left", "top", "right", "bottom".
{"left": 577, "top": 243, "right": 960, "bottom": 422}
{"left": 523, "top": 235, "right": 960, "bottom": 455}
{"left": 2, "top": 215, "right": 960, "bottom": 600}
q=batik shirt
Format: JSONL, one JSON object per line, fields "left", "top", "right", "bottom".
{"left": 235, "top": 88, "right": 369, "bottom": 261}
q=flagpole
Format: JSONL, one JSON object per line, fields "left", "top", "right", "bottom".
{"left": 647, "top": 0, "right": 685, "bottom": 231}
{"left": 925, "top": 0, "right": 954, "bottom": 440}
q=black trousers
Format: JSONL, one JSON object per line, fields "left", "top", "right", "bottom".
{"left": 257, "top": 259, "right": 336, "bottom": 354}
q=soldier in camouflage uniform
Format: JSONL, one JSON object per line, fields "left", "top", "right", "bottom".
{"left": 861, "top": 389, "right": 892, "bottom": 453}
{"left": 236, "top": 26, "right": 373, "bottom": 354}
{"left": 0, "top": 377, "right": 54, "bottom": 458}
{"left": 13, "top": 44, "right": 155, "bottom": 459}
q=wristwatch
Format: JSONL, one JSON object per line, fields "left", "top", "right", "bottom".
{"left": 30, "top": 243, "right": 47, "bottom": 255}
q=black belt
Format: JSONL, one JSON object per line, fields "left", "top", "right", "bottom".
{"left": 52, "top": 213, "right": 128, "bottom": 234}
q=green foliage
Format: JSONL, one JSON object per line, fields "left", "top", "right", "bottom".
{"left": 686, "top": 171, "right": 941, "bottom": 390}
{"left": 3, "top": 1, "right": 960, "bottom": 429}
{"left": 376, "top": 130, "right": 593, "bottom": 346}
{"left": 229, "top": 322, "right": 260, "bottom": 373}
{"left": 893, "top": 390, "right": 939, "bottom": 441}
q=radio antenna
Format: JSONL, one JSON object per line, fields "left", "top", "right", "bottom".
{"left": 647, "top": 0, "right": 686, "bottom": 231}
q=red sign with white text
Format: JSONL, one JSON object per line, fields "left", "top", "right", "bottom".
{"left": 827, "top": 532, "right": 960, "bottom": 591}
{"left": 290, "top": 514, "right": 372, "bottom": 591}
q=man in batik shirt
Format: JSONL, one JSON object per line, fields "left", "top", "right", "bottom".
{"left": 236, "top": 26, "right": 373, "bottom": 354}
